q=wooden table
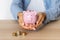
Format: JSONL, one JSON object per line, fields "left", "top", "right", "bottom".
{"left": 0, "top": 20, "right": 60, "bottom": 40}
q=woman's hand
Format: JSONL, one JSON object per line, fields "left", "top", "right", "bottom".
{"left": 18, "top": 12, "right": 46, "bottom": 30}
{"left": 27, "top": 12, "right": 46, "bottom": 30}
{"left": 35, "top": 12, "right": 46, "bottom": 28}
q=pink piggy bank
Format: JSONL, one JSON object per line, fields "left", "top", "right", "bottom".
{"left": 23, "top": 10, "right": 37, "bottom": 25}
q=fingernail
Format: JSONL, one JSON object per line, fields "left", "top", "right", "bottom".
{"left": 32, "top": 28, "right": 36, "bottom": 30}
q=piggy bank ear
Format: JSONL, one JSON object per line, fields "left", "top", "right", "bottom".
{"left": 23, "top": 11, "right": 28, "bottom": 15}
{"left": 23, "top": 11, "right": 26, "bottom": 14}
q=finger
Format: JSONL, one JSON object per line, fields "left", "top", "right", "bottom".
{"left": 32, "top": 27, "right": 36, "bottom": 30}
{"left": 22, "top": 24, "right": 32, "bottom": 30}
{"left": 22, "top": 25, "right": 30, "bottom": 30}
{"left": 21, "top": 23, "right": 25, "bottom": 26}
{"left": 29, "top": 24, "right": 33, "bottom": 30}
{"left": 37, "top": 16, "right": 44, "bottom": 27}
{"left": 35, "top": 16, "right": 43, "bottom": 27}
{"left": 39, "top": 16, "right": 44, "bottom": 24}
{"left": 36, "top": 15, "right": 42, "bottom": 24}
{"left": 29, "top": 27, "right": 36, "bottom": 30}
{"left": 29, "top": 24, "right": 36, "bottom": 30}
{"left": 32, "top": 24, "right": 36, "bottom": 30}
{"left": 18, "top": 18, "right": 24, "bottom": 26}
{"left": 19, "top": 23, "right": 24, "bottom": 28}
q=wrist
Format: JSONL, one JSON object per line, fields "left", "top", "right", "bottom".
{"left": 17, "top": 12, "right": 23, "bottom": 19}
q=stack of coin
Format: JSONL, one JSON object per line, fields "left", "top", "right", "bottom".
{"left": 12, "top": 31, "right": 27, "bottom": 37}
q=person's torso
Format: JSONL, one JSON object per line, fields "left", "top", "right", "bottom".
{"left": 24, "top": 0, "right": 51, "bottom": 10}
{"left": 27, "top": 0, "right": 46, "bottom": 12}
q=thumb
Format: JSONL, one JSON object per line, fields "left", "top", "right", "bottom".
{"left": 21, "top": 23, "right": 24, "bottom": 26}
{"left": 19, "top": 22, "right": 24, "bottom": 27}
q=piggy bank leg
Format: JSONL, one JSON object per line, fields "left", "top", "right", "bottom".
{"left": 25, "top": 23, "right": 28, "bottom": 27}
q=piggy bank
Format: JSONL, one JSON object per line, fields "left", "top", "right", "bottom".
{"left": 23, "top": 10, "right": 37, "bottom": 25}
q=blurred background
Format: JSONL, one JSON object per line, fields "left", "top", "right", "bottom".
{"left": 0, "top": 0, "right": 14, "bottom": 20}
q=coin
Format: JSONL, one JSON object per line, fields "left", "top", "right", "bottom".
{"left": 22, "top": 32, "right": 27, "bottom": 36}
{"left": 12, "top": 32, "right": 18, "bottom": 37}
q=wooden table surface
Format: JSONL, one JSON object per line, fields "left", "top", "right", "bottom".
{"left": 0, "top": 20, "right": 60, "bottom": 40}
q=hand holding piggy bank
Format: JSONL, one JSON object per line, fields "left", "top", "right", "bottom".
{"left": 23, "top": 10, "right": 37, "bottom": 26}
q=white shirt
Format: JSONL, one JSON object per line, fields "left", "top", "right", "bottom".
{"left": 27, "top": 0, "right": 46, "bottom": 12}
